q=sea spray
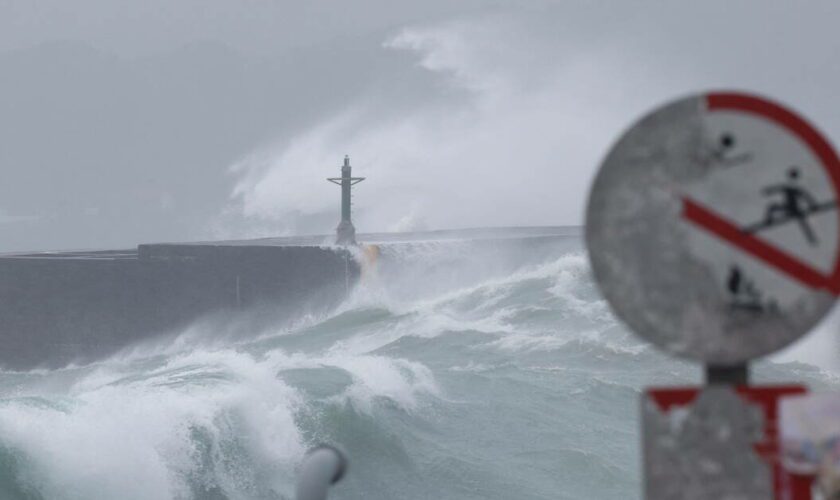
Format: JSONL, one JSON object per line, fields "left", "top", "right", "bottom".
{"left": 0, "top": 237, "right": 833, "bottom": 499}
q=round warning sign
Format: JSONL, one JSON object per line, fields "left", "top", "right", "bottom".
{"left": 586, "top": 91, "right": 840, "bottom": 364}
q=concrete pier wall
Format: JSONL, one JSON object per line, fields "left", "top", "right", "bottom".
{"left": 0, "top": 245, "right": 356, "bottom": 369}
{"left": 0, "top": 227, "right": 579, "bottom": 370}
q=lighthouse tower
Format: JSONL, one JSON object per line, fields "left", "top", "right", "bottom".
{"left": 326, "top": 156, "right": 365, "bottom": 245}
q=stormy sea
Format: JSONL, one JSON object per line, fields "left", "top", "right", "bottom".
{"left": 0, "top": 233, "right": 833, "bottom": 500}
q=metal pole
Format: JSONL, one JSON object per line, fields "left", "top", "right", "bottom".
{"left": 341, "top": 156, "right": 351, "bottom": 223}
{"left": 295, "top": 445, "right": 348, "bottom": 500}
{"left": 705, "top": 363, "right": 749, "bottom": 385}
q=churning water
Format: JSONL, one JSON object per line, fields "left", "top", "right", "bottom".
{"left": 0, "top": 235, "right": 833, "bottom": 499}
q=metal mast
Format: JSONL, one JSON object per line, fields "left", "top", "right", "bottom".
{"left": 327, "top": 155, "right": 365, "bottom": 245}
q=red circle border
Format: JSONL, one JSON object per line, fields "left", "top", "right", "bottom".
{"left": 706, "top": 92, "right": 840, "bottom": 291}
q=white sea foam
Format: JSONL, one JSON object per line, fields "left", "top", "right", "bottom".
{"left": 323, "top": 356, "right": 439, "bottom": 413}
{"left": 0, "top": 349, "right": 305, "bottom": 499}
{"left": 0, "top": 241, "right": 832, "bottom": 499}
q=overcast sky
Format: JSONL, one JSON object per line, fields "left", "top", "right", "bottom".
{"left": 2, "top": 0, "right": 840, "bottom": 252}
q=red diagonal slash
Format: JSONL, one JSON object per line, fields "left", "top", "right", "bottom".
{"left": 682, "top": 197, "right": 839, "bottom": 294}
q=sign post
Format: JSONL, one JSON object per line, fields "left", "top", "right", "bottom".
{"left": 585, "top": 91, "right": 840, "bottom": 499}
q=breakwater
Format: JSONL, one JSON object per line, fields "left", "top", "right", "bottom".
{"left": 0, "top": 243, "right": 355, "bottom": 369}
{"left": 0, "top": 227, "right": 574, "bottom": 370}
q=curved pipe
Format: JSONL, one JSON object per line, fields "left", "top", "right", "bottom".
{"left": 295, "top": 445, "right": 348, "bottom": 500}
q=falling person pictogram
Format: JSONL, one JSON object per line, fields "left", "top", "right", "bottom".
{"left": 743, "top": 167, "right": 836, "bottom": 246}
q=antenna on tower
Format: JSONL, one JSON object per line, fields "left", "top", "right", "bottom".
{"left": 327, "top": 155, "right": 365, "bottom": 245}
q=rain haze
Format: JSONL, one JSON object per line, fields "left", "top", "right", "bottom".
{"left": 3, "top": 0, "right": 839, "bottom": 364}
{"left": 1, "top": 2, "right": 840, "bottom": 498}
{"left": 3, "top": 1, "right": 840, "bottom": 250}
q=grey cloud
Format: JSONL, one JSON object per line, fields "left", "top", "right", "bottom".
{"left": 3, "top": 0, "right": 840, "bottom": 251}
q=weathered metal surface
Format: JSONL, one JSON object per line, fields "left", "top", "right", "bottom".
{"left": 644, "top": 385, "right": 812, "bottom": 499}
{"left": 586, "top": 92, "right": 840, "bottom": 363}
{"left": 644, "top": 387, "right": 771, "bottom": 499}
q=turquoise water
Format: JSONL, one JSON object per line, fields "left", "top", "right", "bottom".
{"left": 0, "top": 238, "right": 831, "bottom": 499}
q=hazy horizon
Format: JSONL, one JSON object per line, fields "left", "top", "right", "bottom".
{"left": 3, "top": 0, "right": 840, "bottom": 252}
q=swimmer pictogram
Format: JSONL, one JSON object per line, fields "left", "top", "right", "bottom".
{"left": 706, "top": 132, "right": 753, "bottom": 167}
